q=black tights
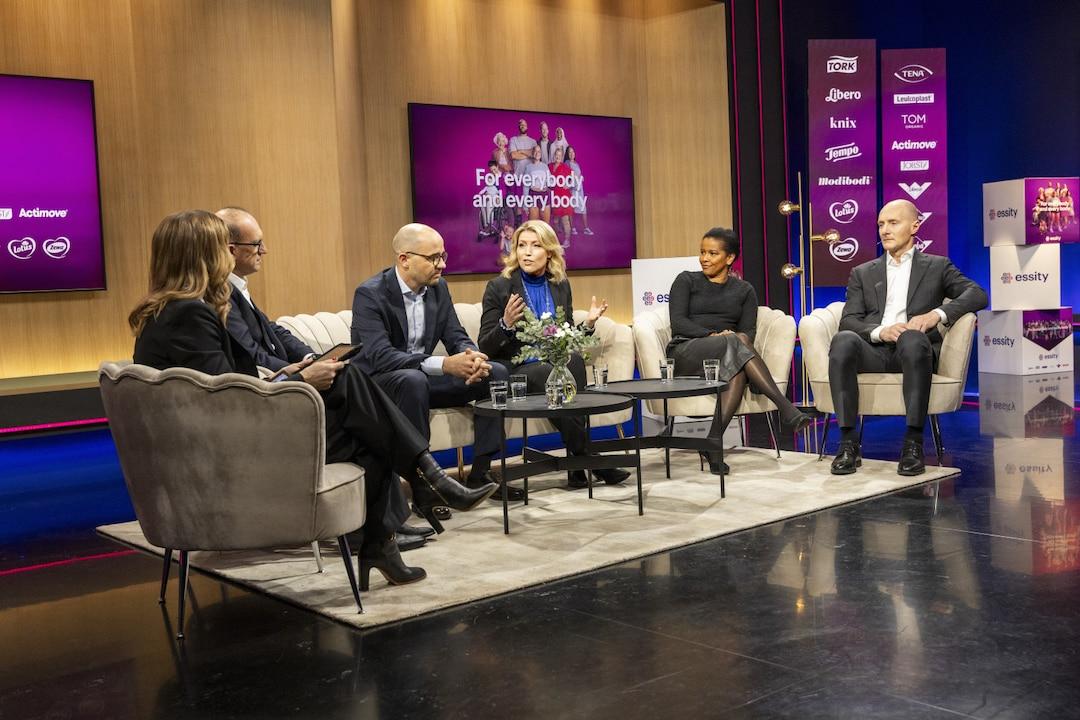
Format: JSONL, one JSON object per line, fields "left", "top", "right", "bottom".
{"left": 710, "top": 334, "right": 801, "bottom": 438}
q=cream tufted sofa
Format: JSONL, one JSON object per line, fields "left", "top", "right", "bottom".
{"left": 276, "top": 304, "right": 635, "bottom": 473}
{"left": 631, "top": 305, "right": 797, "bottom": 452}
{"left": 797, "top": 301, "right": 977, "bottom": 458}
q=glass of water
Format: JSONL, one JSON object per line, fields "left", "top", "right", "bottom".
{"left": 510, "top": 374, "right": 528, "bottom": 401}
{"left": 592, "top": 360, "right": 608, "bottom": 389}
{"left": 489, "top": 380, "right": 508, "bottom": 409}
{"left": 545, "top": 383, "right": 564, "bottom": 409}
{"left": 659, "top": 358, "right": 675, "bottom": 383}
{"left": 703, "top": 359, "right": 721, "bottom": 384}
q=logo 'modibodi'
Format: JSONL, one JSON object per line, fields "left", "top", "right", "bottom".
{"left": 829, "top": 237, "right": 859, "bottom": 262}
{"left": 829, "top": 199, "right": 858, "bottom": 224}
{"left": 8, "top": 237, "right": 35, "bottom": 260}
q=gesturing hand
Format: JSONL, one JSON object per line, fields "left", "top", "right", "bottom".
{"left": 585, "top": 295, "right": 609, "bottom": 328}
{"left": 503, "top": 293, "right": 526, "bottom": 328}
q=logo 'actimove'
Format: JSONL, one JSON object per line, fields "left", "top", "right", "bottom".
{"left": 826, "top": 55, "right": 858, "bottom": 73}
{"left": 8, "top": 237, "right": 35, "bottom": 260}
{"left": 829, "top": 199, "right": 858, "bottom": 224}
{"left": 830, "top": 237, "right": 859, "bottom": 262}
{"left": 825, "top": 143, "right": 861, "bottom": 162}
{"left": 894, "top": 64, "right": 933, "bottom": 83}
{"left": 826, "top": 88, "right": 862, "bottom": 103}
{"left": 44, "top": 236, "right": 71, "bottom": 259}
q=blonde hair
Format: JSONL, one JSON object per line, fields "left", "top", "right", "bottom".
{"left": 128, "top": 210, "right": 234, "bottom": 335}
{"left": 502, "top": 220, "right": 566, "bottom": 283}
{"left": 493, "top": 131, "right": 508, "bottom": 146}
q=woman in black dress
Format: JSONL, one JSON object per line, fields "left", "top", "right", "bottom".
{"left": 478, "top": 219, "right": 628, "bottom": 488}
{"left": 668, "top": 227, "right": 811, "bottom": 473}
{"left": 129, "top": 210, "right": 495, "bottom": 589}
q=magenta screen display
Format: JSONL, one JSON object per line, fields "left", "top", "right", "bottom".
{"left": 0, "top": 74, "right": 105, "bottom": 293}
{"left": 408, "top": 103, "right": 636, "bottom": 275}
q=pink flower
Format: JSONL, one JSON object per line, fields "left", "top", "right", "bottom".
{"left": 542, "top": 324, "right": 558, "bottom": 337}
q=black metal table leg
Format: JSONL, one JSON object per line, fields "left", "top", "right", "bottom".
{"left": 522, "top": 417, "right": 529, "bottom": 505}
{"left": 635, "top": 399, "right": 644, "bottom": 515}
{"left": 663, "top": 398, "right": 671, "bottom": 478}
{"left": 500, "top": 410, "right": 509, "bottom": 534}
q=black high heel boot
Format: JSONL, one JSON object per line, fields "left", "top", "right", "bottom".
{"left": 780, "top": 409, "right": 814, "bottom": 433}
{"left": 359, "top": 538, "right": 426, "bottom": 591}
{"left": 413, "top": 453, "right": 497, "bottom": 532}
{"left": 698, "top": 451, "right": 730, "bottom": 475}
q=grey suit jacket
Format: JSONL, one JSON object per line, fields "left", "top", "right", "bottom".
{"left": 839, "top": 250, "right": 988, "bottom": 348}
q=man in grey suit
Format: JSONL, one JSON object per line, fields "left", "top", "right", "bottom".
{"left": 828, "top": 200, "right": 988, "bottom": 476}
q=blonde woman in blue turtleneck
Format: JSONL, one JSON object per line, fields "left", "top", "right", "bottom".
{"left": 478, "top": 220, "right": 629, "bottom": 489}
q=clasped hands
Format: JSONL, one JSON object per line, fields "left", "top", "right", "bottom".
{"left": 444, "top": 348, "right": 491, "bottom": 384}
{"left": 880, "top": 311, "right": 941, "bottom": 343}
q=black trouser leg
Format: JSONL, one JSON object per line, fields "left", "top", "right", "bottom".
{"left": 828, "top": 330, "right": 895, "bottom": 428}
{"left": 896, "top": 330, "right": 933, "bottom": 430}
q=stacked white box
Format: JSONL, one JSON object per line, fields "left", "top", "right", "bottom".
{"left": 978, "top": 371, "right": 1074, "bottom": 438}
{"left": 979, "top": 178, "right": 1076, "bottom": 376}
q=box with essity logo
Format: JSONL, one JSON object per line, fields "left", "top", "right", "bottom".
{"left": 977, "top": 307, "right": 1073, "bottom": 375}
{"left": 978, "top": 371, "right": 1075, "bottom": 438}
{"left": 993, "top": 437, "right": 1066, "bottom": 500}
{"left": 988, "top": 243, "right": 1060, "bottom": 310}
{"left": 983, "top": 177, "right": 1079, "bottom": 246}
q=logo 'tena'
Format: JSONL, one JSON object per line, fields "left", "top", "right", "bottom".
{"left": 8, "top": 237, "right": 35, "bottom": 260}
{"left": 829, "top": 237, "right": 859, "bottom": 262}
{"left": 642, "top": 291, "right": 655, "bottom": 306}
{"left": 44, "top": 236, "right": 70, "bottom": 259}
{"left": 828, "top": 199, "right": 858, "bottom": 223}
{"left": 894, "top": 64, "right": 933, "bottom": 83}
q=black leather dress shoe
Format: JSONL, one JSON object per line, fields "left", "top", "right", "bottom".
{"left": 830, "top": 440, "right": 862, "bottom": 475}
{"left": 469, "top": 471, "right": 525, "bottom": 502}
{"left": 594, "top": 467, "right": 630, "bottom": 485}
{"left": 568, "top": 470, "right": 589, "bottom": 489}
{"left": 394, "top": 532, "right": 427, "bottom": 552}
{"left": 897, "top": 440, "right": 926, "bottom": 476}
{"left": 398, "top": 523, "right": 436, "bottom": 538}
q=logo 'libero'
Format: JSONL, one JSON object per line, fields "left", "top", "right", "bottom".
{"left": 825, "top": 88, "right": 862, "bottom": 103}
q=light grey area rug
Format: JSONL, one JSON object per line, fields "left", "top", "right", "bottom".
{"left": 98, "top": 447, "right": 958, "bottom": 630}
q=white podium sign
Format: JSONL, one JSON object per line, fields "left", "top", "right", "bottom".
{"left": 988, "top": 244, "right": 1060, "bottom": 310}
{"left": 977, "top": 307, "right": 1074, "bottom": 375}
{"left": 630, "top": 256, "right": 699, "bottom": 319}
{"left": 983, "top": 179, "right": 1026, "bottom": 246}
{"left": 978, "top": 371, "right": 1075, "bottom": 438}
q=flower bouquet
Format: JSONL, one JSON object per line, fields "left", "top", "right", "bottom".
{"left": 511, "top": 307, "right": 598, "bottom": 405}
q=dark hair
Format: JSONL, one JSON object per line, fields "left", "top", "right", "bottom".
{"left": 487, "top": 159, "right": 498, "bottom": 168}
{"left": 702, "top": 227, "right": 740, "bottom": 259}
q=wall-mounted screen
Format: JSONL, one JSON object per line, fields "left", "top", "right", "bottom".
{"left": 408, "top": 103, "right": 636, "bottom": 275}
{"left": 0, "top": 74, "right": 105, "bottom": 294}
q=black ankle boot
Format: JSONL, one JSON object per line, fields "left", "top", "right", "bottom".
{"left": 359, "top": 538, "right": 426, "bottom": 591}
{"left": 415, "top": 453, "right": 498, "bottom": 519}
{"left": 781, "top": 408, "right": 814, "bottom": 432}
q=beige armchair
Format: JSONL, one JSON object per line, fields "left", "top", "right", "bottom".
{"left": 797, "top": 301, "right": 977, "bottom": 460}
{"left": 631, "top": 305, "right": 797, "bottom": 456}
{"left": 276, "top": 304, "right": 635, "bottom": 473}
{"left": 99, "top": 362, "right": 367, "bottom": 639}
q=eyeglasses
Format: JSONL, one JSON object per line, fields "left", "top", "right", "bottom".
{"left": 232, "top": 241, "right": 265, "bottom": 251}
{"left": 406, "top": 251, "right": 449, "bottom": 266}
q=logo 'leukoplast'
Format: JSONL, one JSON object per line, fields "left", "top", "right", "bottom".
{"left": 8, "top": 237, "right": 35, "bottom": 259}
{"left": 830, "top": 237, "right": 859, "bottom": 262}
{"left": 44, "top": 236, "right": 70, "bottom": 259}
{"left": 829, "top": 199, "right": 858, "bottom": 224}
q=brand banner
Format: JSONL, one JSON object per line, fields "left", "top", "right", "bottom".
{"left": 807, "top": 39, "right": 878, "bottom": 285}
{"left": 881, "top": 48, "right": 948, "bottom": 256}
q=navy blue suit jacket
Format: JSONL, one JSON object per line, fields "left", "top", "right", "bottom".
{"left": 351, "top": 267, "right": 476, "bottom": 375}
{"left": 226, "top": 285, "right": 313, "bottom": 372}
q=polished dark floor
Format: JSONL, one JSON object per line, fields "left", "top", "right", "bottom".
{"left": 2, "top": 399, "right": 1078, "bottom": 719}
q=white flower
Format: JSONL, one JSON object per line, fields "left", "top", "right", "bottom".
{"left": 555, "top": 328, "right": 566, "bottom": 337}
{"left": 540, "top": 311, "right": 552, "bottom": 319}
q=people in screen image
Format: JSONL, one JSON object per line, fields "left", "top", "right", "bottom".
{"left": 492, "top": 132, "right": 512, "bottom": 174}
{"left": 549, "top": 147, "right": 574, "bottom": 248}
{"left": 538, "top": 121, "right": 551, "bottom": 164}
{"left": 1060, "top": 185, "right": 1074, "bottom": 228}
{"left": 525, "top": 144, "right": 551, "bottom": 224}
{"left": 550, "top": 127, "right": 568, "bottom": 168}
{"left": 1047, "top": 186, "right": 1062, "bottom": 233}
{"left": 565, "top": 146, "right": 592, "bottom": 236}
{"left": 477, "top": 159, "right": 508, "bottom": 244}
{"left": 509, "top": 119, "right": 537, "bottom": 224}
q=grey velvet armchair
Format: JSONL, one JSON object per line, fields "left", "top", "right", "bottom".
{"left": 99, "top": 362, "right": 368, "bottom": 639}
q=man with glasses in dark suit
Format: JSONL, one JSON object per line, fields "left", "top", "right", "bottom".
{"left": 352, "top": 223, "right": 518, "bottom": 500}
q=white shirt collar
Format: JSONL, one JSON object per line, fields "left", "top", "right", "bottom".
{"left": 395, "top": 267, "right": 426, "bottom": 298}
{"left": 886, "top": 247, "right": 916, "bottom": 267}
{"left": 228, "top": 272, "right": 252, "bottom": 305}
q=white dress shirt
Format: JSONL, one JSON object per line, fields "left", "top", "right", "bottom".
{"left": 870, "top": 248, "right": 947, "bottom": 343}
{"left": 395, "top": 268, "right": 444, "bottom": 375}
{"left": 228, "top": 273, "right": 252, "bottom": 307}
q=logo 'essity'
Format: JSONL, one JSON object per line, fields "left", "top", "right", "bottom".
{"left": 988, "top": 208, "right": 1018, "bottom": 221}
{"left": 829, "top": 199, "right": 858, "bottom": 224}
{"left": 830, "top": 237, "right": 859, "bottom": 262}
{"left": 1000, "top": 271, "right": 1049, "bottom": 284}
{"left": 894, "top": 64, "right": 933, "bottom": 83}
{"left": 900, "top": 181, "right": 931, "bottom": 200}
{"left": 825, "top": 143, "right": 862, "bottom": 162}
{"left": 642, "top": 291, "right": 654, "bottom": 306}
{"left": 8, "top": 237, "right": 35, "bottom": 259}
{"left": 826, "top": 55, "right": 858, "bottom": 73}
{"left": 43, "top": 236, "right": 71, "bottom": 259}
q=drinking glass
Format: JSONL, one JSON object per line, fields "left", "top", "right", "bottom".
{"left": 592, "top": 360, "right": 608, "bottom": 389}
{"left": 510, "top": 374, "right": 528, "bottom": 401}
{"left": 489, "top": 380, "right": 508, "bottom": 409}
{"left": 703, "top": 359, "right": 721, "bottom": 384}
{"left": 659, "top": 358, "right": 675, "bottom": 383}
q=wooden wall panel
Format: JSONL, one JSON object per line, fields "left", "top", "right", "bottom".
{"left": 0, "top": 0, "right": 729, "bottom": 379}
